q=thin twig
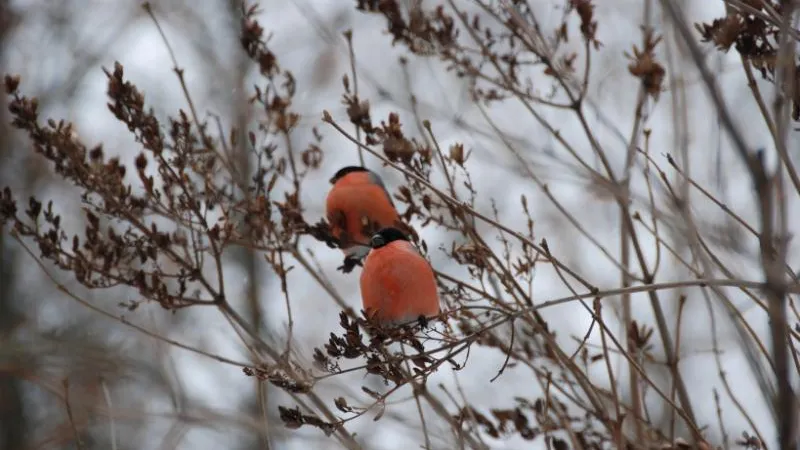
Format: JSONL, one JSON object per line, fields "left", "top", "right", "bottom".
{"left": 63, "top": 378, "right": 84, "bottom": 450}
{"left": 100, "top": 378, "right": 118, "bottom": 450}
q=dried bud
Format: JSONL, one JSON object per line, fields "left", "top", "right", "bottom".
{"left": 4, "top": 74, "right": 20, "bottom": 94}
{"left": 301, "top": 144, "right": 323, "bottom": 168}
{"left": 449, "top": 143, "right": 465, "bottom": 165}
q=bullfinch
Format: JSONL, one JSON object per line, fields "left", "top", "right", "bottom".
{"left": 360, "top": 227, "right": 440, "bottom": 325}
{"left": 326, "top": 166, "right": 404, "bottom": 272}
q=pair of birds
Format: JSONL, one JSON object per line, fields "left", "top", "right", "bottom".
{"left": 324, "top": 166, "right": 440, "bottom": 326}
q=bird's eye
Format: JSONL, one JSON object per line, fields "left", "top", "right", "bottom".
{"left": 370, "top": 235, "right": 386, "bottom": 248}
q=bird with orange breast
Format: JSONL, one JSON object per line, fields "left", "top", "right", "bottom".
{"left": 325, "top": 166, "right": 406, "bottom": 273}
{"left": 360, "top": 227, "right": 441, "bottom": 326}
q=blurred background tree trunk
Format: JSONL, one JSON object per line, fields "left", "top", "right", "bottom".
{"left": 0, "top": 1, "right": 28, "bottom": 448}
{"left": 226, "top": 0, "right": 274, "bottom": 447}
{"left": 0, "top": 2, "right": 30, "bottom": 449}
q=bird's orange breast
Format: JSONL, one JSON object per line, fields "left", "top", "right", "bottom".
{"left": 360, "top": 241, "right": 440, "bottom": 324}
{"left": 326, "top": 173, "right": 400, "bottom": 250}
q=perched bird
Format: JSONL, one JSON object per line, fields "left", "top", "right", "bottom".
{"left": 325, "top": 166, "right": 404, "bottom": 272}
{"left": 360, "top": 227, "right": 440, "bottom": 325}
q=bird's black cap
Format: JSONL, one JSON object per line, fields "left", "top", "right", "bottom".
{"left": 330, "top": 166, "right": 369, "bottom": 184}
{"left": 369, "top": 227, "right": 409, "bottom": 249}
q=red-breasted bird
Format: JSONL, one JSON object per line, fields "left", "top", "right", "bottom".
{"left": 360, "top": 227, "right": 440, "bottom": 325}
{"left": 326, "top": 166, "right": 404, "bottom": 272}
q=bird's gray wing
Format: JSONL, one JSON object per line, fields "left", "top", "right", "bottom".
{"left": 367, "top": 170, "right": 397, "bottom": 208}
